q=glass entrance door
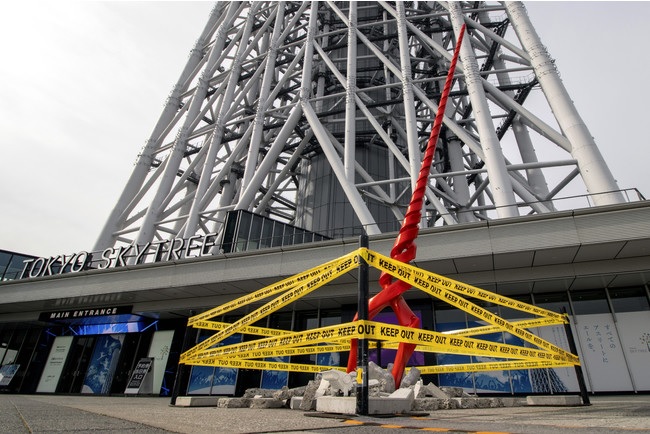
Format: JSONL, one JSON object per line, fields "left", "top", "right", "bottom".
{"left": 56, "top": 336, "right": 96, "bottom": 393}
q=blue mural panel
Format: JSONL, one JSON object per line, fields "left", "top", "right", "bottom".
{"left": 81, "top": 334, "right": 124, "bottom": 394}
{"left": 260, "top": 356, "right": 289, "bottom": 389}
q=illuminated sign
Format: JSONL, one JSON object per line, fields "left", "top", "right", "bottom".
{"left": 21, "top": 233, "right": 218, "bottom": 279}
{"left": 38, "top": 305, "right": 133, "bottom": 321}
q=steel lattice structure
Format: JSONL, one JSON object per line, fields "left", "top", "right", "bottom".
{"left": 95, "top": 1, "right": 625, "bottom": 252}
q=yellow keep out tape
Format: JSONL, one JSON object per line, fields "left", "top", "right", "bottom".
{"left": 418, "top": 359, "right": 577, "bottom": 374}
{"left": 182, "top": 251, "right": 359, "bottom": 360}
{"left": 180, "top": 248, "right": 580, "bottom": 373}
{"left": 186, "top": 357, "right": 346, "bottom": 374}
{"left": 360, "top": 249, "right": 578, "bottom": 364}
{"left": 182, "top": 320, "right": 577, "bottom": 367}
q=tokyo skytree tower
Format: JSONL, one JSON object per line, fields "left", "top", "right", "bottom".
{"left": 95, "top": 1, "right": 624, "bottom": 252}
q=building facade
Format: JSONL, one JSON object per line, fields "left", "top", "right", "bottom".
{"left": 1, "top": 201, "right": 649, "bottom": 396}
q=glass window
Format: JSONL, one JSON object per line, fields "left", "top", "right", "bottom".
{"left": 608, "top": 287, "right": 650, "bottom": 313}
{"left": 269, "top": 312, "right": 293, "bottom": 331}
{"left": 318, "top": 310, "right": 343, "bottom": 368}
{"left": 434, "top": 302, "right": 466, "bottom": 330}
{"left": 235, "top": 212, "right": 252, "bottom": 252}
{"left": 294, "top": 229, "right": 304, "bottom": 244}
{"left": 283, "top": 227, "right": 294, "bottom": 246}
{"left": 0, "top": 252, "right": 11, "bottom": 280}
{"left": 1, "top": 251, "right": 36, "bottom": 281}
{"left": 221, "top": 212, "right": 239, "bottom": 253}
{"left": 320, "top": 310, "right": 341, "bottom": 327}
{"left": 260, "top": 219, "right": 274, "bottom": 248}
{"left": 0, "top": 329, "right": 14, "bottom": 365}
{"left": 570, "top": 289, "right": 610, "bottom": 315}
{"left": 271, "top": 224, "right": 284, "bottom": 248}
{"left": 499, "top": 294, "right": 534, "bottom": 319}
{"left": 248, "top": 215, "right": 263, "bottom": 250}
{"left": 534, "top": 292, "right": 571, "bottom": 315}
{"left": 292, "top": 310, "right": 319, "bottom": 382}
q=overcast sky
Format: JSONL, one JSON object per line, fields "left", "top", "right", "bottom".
{"left": 1, "top": 2, "right": 648, "bottom": 258}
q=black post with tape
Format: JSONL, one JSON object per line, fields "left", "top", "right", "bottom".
{"left": 356, "top": 234, "right": 369, "bottom": 415}
{"left": 561, "top": 307, "right": 590, "bottom": 405}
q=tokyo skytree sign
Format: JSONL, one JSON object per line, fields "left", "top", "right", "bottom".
{"left": 95, "top": 1, "right": 624, "bottom": 253}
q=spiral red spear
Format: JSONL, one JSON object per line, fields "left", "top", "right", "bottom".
{"left": 347, "top": 24, "right": 466, "bottom": 388}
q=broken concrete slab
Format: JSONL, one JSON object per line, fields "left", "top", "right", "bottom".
{"left": 316, "top": 395, "right": 414, "bottom": 415}
{"left": 172, "top": 396, "right": 220, "bottom": 407}
{"left": 300, "top": 379, "right": 321, "bottom": 411}
{"left": 422, "top": 382, "right": 450, "bottom": 399}
{"left": 389, "top": 388, "right": 414, "bottom": 400}
{"left": 321, "top": 370, "right": 354, "bottom": 396}
{"left": 400, "top": 366, "right": 421, "bottom": 388}
{"left": 368, "top": 361, "right": 395, "bottom": 393}
{"left": 273, "top": 385, "right": 306, "bottom": 401}
{"left": 217, "top": 398, "right": 251, "bottom": 408}
{"left": 526, "top": 395, "right": 584, "bottom": 406}
{"left": 290, "top": 396, "right": 305, "bottom": 410}
{"left": 440, "top": 387, "right": 465, "bottom": 397}
{"left": 249, "top": 398, "right": 285, "bottom": 409}
{"left": 243, "top": 388, "right": 276, "bottom": 398}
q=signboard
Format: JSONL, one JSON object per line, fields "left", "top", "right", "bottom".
{"left": 82, "top": 334, "right": 125, "bottom": 394}
{"left": 147, "top": 330, "right": 174, "bottom": 395}
{"left": 0, "top": 364, "right": 20, "bottom": 386}
{"left": 39, "top": 306, "right": 133, "bottom": 322}
{"left": 21, "top": 232, "right": 218, "bottom": 279}
{"left": 615, "top": 311, "right": 650, "bottom": 390}
{"left": 575, "top": 313, "right": 633, "bottom": 392}
{"left": 125, "top": 358, "right": 154, "bottom": 395}
{"left": 535, "top": 324, "right": 580, "bottom": 393}
{"left": 36, "top": 336, "right": 73, "bottom": 393}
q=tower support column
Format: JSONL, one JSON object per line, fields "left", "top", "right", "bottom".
{"left": 449, "top": 2, "right": 518, "bottom": 218}
{"left": 506, "top": 1, "right": 624, "bottom": 206}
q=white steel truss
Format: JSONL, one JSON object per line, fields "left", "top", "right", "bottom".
{"left": 95, "top": 1, "right": 626, "bottom": 252}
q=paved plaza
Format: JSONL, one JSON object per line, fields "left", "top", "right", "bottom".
{"left": 1, "top": 394, "right": 649, "bottom": 433}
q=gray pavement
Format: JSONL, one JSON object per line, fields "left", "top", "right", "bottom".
{"left": 1, "top": 394, "right": 649, "bottom": 433}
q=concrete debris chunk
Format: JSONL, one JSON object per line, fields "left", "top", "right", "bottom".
{"left": 299, "top": 379, "right": 321, "bottom": 411}
{"left": 273, "top": 385, "right": 306, "bottom": 401}
{"left": 388, "top": 387, "right": 414, "bottom": 400}
{"left": 243, "top": 388, "right": 276, "bottom": 398}
{"left": 249, "top": 397, "right": 285, "bottom": 409}
{"left": 368, "top": 379, "right": 385, "bottom": 397}
{"left": 321, "top": 369, "right": 353, "bottom": 396}
{"left": 316, "top": 379, "right": 330, "bottom": 398}
{"left": 368, "top": 361, "right": 395, "bottom": 393}
{"left": 217, "top": 397, "right": 250, "bottom": 408}
{"left": 400, "top": 366, "right": 421, "bottom": 388}
{"left": 440, "top": 386, "right": 464, "bottom": 397}
{"left": 423, "top": 382, "right": 450, "bottom": 399}
{"left": 212, "top": 369, "right": 516, "bottom": 414}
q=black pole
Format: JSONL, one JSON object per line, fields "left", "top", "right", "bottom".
{"left": 561, "top": 307, "right": 591, "bottom": 405}
{"left": 376, "top": 340, "right": 382, "bottom": 368}
{"left": 170, "top": 309, "right": 197, "bottom": 406}
{"left": 356, "top": 234, "right": 369, "bottom": 415}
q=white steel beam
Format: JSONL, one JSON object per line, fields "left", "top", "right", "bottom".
{"left": 95, "top": 2, "right": 633, "bottom": 254}
{"left": 449, "top": 2, "right": 518, "bottom": 218}
{"left": 506, "top": 1, "right": 624, "bottom": 206}
{"left": 344, "top": 2, "right": 357, "bottom": 183}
